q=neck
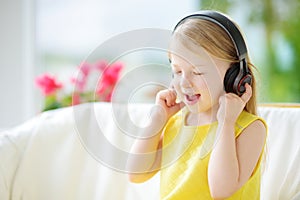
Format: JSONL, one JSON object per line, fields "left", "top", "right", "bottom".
{"left": 185, "top": 103, "right": 219, "bottom": 126}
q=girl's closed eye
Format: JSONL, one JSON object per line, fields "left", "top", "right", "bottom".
{"left": 193, "top": 71, "right": 204, "bottom": 75}
{"left": 173, "top": 70, "right": 182, "bottom": 75}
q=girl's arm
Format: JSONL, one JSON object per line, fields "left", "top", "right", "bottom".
{"left": 126, "top": 109, "right": 165, "bottom": 183}
{"left": 208, "top": 84, "right": 267, "bottom": 199}
{"left": 127, "top": 89, "right": 184, "bottom": 183}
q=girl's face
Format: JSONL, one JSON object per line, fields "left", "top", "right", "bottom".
{"left": 170, "top": 40, "right": 230, "bottom": 114}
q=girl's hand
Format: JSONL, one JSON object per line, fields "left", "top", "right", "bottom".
{"left": 217, "top": 83, "right": 252, "bottom": 124}
{"left": 154, "top": 89, "right": 185, "bottom": 121}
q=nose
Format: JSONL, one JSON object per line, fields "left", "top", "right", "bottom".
{"left": 180, "top": 76, "right": 193, "bottom": 89}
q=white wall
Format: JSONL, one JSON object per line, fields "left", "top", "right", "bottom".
{"left": 0, "top": 0, "right": 37, "bottom": 130}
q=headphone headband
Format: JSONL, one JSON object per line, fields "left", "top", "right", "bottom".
{"left": 173, "top": 10, "right": 248, "bottom": 61}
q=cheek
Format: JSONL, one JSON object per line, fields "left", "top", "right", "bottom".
{"left": 171, "top": 76, "right": 179, "bottom": 86}
{"left": 170, "top": 77, "right": 180, "bottom": 93}
{"left": 194, "top": 76, "right": 208, "bottom": 90}
{"left": 174, "top": 81, "right": 184, "bottom": 96}
{"left": 200, "top": 75, "right": 224, "bottom": 98}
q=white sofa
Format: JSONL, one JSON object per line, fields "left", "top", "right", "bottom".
{"left": 0, "top": 102, "right": 300, "bottom": 200}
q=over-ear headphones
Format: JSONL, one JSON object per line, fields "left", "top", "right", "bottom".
{"left": 173, "top": 10, "right": 252, "bottom": 96}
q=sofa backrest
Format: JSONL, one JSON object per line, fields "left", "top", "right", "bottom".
{"left": 0, "top": 103, "right": 299, "bottom": 200}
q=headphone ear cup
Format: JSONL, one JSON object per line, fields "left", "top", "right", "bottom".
{"left": 224, "top": 63, "right": 240, "bottom": 94}
{"left": 237, "top": 74, "right": 252, "bottom": 94}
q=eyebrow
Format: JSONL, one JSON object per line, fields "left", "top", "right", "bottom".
{"left": 193, "top": 65, "right": 206, "bottom": 68}
{"left": 171, "top": 63, "right": 179, "bottom": 68}
{"left": 171, "top": 63, "right": 205, "bottom": 69}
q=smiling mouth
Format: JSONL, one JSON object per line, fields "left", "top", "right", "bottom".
{"left": 185, "top": 94, "right": 201, "bottom": 105}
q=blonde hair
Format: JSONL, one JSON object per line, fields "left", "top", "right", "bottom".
{"left": 173, "top": 18, "right": 257, "bottom": 115}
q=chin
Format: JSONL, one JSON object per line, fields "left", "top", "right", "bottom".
{"left": 185, "top": 103, "right": 210, "bottom": 114}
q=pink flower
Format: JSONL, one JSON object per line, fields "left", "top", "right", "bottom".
{"left": 70, "top": 76, "right": 87, "bottom": 92}
{"left": 36, "top": 60, "right": 124, "bottom": 112}
{"left": 80, "top": 62, "right": 92, "bottom": 77}
{"left": 106, "top": 91, "right": 113, "bottom": 102}
{"left": 72, "top": 92, "right": 81, "bottom": 105}
{"left": 71, "top": 62, "right": 93, "bottom": 92}
{"left": 35, "top": 73, "right": 63, "bottom": 96}
{"left": 102, "top": 62, "right": 123, "bottom": 85}
{"left": 94, "top": 60, "right": 108, "bottom": 71}
{"left": 96, "top": 62, "right": 123, "bottom": 101}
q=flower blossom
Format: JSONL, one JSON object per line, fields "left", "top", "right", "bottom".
{"left": 35, "top": 73, "right": 63, "bottom": 96}
{"left": 96, "top": 62, "right": 123, "bottom": 101}
{"left": 94, "top": 60, "right": 108, "bottom": 71}
{"left": 35, "top": 60, "right": 124, "bottom": 111}
{"left": 71, "top": 62, "right": 93, "bottom": 92}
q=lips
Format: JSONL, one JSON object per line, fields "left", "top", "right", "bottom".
{"left": 185, "top": 94, "right": 201, "bottom": 105}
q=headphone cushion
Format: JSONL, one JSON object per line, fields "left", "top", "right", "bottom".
{"left": 224, "top": 63, "right": 240, "bottom": 94}
{"left": 224, "top": 63, "right": 252, "bottom": 95}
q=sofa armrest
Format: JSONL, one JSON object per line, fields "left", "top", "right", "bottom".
{"left": 258, "top": 104, "right": 300, "bottom": 200}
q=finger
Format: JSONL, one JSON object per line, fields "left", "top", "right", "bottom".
{"left": 165, "top": 95, "right": 172, "bottom": 106}
{"left": 178, "top": 101, "right": 185, "bottom": 109}
{"left": 168, "top": 88, "right": 177, "bottom": 105}
{"left": 156, "top": 90, "right": 170, "bottom": 104}
{"left": 241, "top": 83, "right": 252, "bottom": 103}
{"left": 169, "top": 86, "right": 176, "bottom": 95}
{"left": 170, "top": 101, "right": 185, "bottom": 113}
{"left": 169, "top": 90, "right": 176, "bottom": 106}
{"left": 166, "top": 91, "right": 176, "bottom": 106}
{"left": 218, "top": 95, "right": 225, "bottom": 105}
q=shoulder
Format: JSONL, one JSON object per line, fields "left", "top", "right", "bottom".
{"left": 235, "top": 111, "right": 267, "bottom": 152}
{"left": 163, "top": 111, "right": 183, "bottom": 130}
{"left": 162, "top": 111, "right": 183, "bottom": 144}
{"left": 240, "top": 119, "right": 267, "bottom": 141}
{"left": 235, "top": 111, "right": 267, "bottom": 136}
{"left": 234, "top": 113, "right": 267, "bottom": 189}
{"left": 236, "top": 111, "right": 267, "bottom": 149}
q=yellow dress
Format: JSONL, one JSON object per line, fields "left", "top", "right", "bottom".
{"left": 160, "top": 109, "right": 267, "bottom": 200}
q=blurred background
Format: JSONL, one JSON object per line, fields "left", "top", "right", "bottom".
{"left": 0, "top": 0, "right": 299, "bottom": 129}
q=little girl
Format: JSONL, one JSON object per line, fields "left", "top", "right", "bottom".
{"left": 127, "top": 10, "right": 267, "bottom": 199}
